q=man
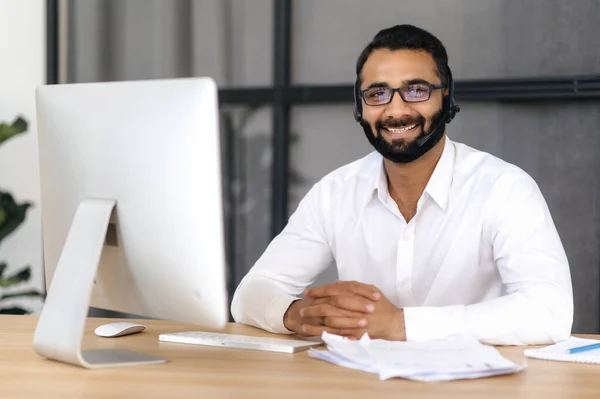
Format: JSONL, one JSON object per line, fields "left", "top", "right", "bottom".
{"left": 231, "top": 24, "right": 573, "bottom": 345}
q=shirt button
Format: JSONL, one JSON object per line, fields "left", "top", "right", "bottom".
{"left": 399, "top": 278, "right": 410, "bottom": 287}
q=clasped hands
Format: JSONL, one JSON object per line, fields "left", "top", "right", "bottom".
{"left": 283, "top": 280, "right": 406, "bottom": 341}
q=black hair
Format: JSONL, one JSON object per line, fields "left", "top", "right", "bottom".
{"left": 356, "top": 24, "right": 449, "bottom": 87}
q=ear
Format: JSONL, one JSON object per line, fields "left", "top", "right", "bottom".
{"left": 444, "top": 87, "right": 450, "bottom": 96}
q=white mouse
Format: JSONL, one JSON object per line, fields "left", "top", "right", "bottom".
{"left": 94, "top": 321, "right": 146, "bottom": 338}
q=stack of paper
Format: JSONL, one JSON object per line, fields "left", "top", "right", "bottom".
{"left": 308, "top": 332, "right": 526, "bottom": 382}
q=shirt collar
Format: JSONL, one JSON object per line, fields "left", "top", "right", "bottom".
{"left": 367, "top": 137, "right": 455, "bottom": 211}
{"left": 424, "top": 137, "right": 455, "bottom": 210}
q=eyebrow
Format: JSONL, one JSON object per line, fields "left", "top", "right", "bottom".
{"left": 363, "top": 78, "right": 433, "bottom": 90}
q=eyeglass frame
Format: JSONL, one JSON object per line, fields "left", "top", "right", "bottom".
{"left": 359, "top": 82, "right": 446, "bottom": 106}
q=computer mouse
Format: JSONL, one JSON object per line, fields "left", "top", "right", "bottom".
{"left": 94, "top": 321, "right": 146, "bottom": 338}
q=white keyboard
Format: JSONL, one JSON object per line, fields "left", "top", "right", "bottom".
{"left": 158, "top": 331, "right": 322, "bottom": 353}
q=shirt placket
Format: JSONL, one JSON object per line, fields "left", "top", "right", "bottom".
{"left": 396, "top": 221, "right": 415, "bottom": 307}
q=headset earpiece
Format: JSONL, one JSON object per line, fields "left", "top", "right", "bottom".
{"left": 353, "top": 77, "right": 363, "bottom": 123}
{"left": 444, "top": 66, "right": 460, "bottom": 124}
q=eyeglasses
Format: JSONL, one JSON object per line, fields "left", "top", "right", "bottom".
{"left": 360, "top": 83, "right": 445, "bottom": 106}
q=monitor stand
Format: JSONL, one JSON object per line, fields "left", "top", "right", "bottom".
{"left": 33, "top": 198, "right": 167, "bottom": 368}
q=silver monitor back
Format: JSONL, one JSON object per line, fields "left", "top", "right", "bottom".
{"left": 34, "top": 77, "right": 228, "bottom": 368}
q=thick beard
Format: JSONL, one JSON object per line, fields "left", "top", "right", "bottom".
{"left": 361, "top": 107, "right": 446, "bottom": 164}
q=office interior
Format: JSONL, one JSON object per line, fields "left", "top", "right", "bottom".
{"left": 2, "top": 0, "right": 600, "bottom": 336}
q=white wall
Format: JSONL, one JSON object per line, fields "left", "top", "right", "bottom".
{"left": 0, "top": 0, "right": 46, "bottom": 313}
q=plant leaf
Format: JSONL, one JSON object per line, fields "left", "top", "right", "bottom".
{"left": 0, "top": 289, "right": 43, "bottom": 301}
{"left": 0, "top": 265, "right": 31, "bottom": 287}
{"left": 0, "top": 191, "right": 32, "bottom": 243}
{"left": 0, "top": 306, "right": 29, "bottom": 315}
{"left": 0, "top": 117, "right": 28, "bottom": 146}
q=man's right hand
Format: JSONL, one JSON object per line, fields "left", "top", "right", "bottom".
{"left": 283, "top": 299, "right": 317, "bottom": 334}
{"left": 282, "top": 292, "right": 377, "bottom": 336}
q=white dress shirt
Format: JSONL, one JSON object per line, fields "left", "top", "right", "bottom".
{"left": 231, "top": 136, "right": 573, "bottom": 345}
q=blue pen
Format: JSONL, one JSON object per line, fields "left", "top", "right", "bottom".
{"left": 567, "top": 342, "right": 600, "bottom": 354}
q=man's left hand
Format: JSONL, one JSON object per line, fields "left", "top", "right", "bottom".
{"left": 302, "top": 281, "right": 406, "bottom": 341}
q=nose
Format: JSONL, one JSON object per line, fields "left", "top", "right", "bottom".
{"left": 385, "top": 89, "right": 412, "bottom": 117}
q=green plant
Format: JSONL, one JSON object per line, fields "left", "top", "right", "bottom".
{"left": 0, "top": 117, "right": 43, "bottom": 314}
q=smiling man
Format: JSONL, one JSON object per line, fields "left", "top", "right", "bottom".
{"left": 231, "top": 24, "right": 573, "bottom": 345}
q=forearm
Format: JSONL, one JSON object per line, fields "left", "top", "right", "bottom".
{"left": 404, "top": 286, "right": 573, "bottom": 345}
{"left": 230, "top": 180, "right": 335, "bottom": 333}
{"left": 230, "top": 275, "right": 299, "bottom": 334}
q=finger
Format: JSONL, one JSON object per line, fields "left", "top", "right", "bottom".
{"left": 300, "top": 303, "right": 366, "bottom": 318}
{"left": 328, "top": 294, "right": 376, "bottom": 313}
{"left": 300, "top": 316, "right": 323, "bottom": 326}
{"left": 304, "top": 283, "right": 350, "bottom": 298}
{"left": 322, "top": 316, "right": 368, "bottom": 329}
{"left": 309, "top": 297, "right": 330, "bottom": 306}
{"left": 305, "top": 281, "right": 381, "bottom": 300}
{"left": 290, "top": 316, "right": 326, "bottom": 336}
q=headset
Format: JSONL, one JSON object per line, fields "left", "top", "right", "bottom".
{"left": 353, "top": 65, "right": 460, "bottom": 128}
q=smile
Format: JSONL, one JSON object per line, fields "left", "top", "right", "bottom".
{"left": 383, "top": 124, "right": 419, "bottom": 134}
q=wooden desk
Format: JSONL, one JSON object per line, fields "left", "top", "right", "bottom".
{"left": 0, "top": 315, "right": 599, "bottom": 399}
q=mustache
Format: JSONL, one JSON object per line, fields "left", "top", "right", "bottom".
{"left": 376, "top": 115, "right": 426, "bottom": 130}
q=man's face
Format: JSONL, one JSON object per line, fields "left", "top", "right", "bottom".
{"left": 359, "top": 49, "right": 447, "bottom": 163}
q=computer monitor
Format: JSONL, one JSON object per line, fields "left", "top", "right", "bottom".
{"left": 33, "top": 77, "right": 228, "bottom": 368}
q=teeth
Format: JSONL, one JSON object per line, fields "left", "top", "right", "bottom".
{"left": 386, "top": 124, "right": 418, "bottom": 133}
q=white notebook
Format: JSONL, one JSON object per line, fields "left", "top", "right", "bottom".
{"left": 524, "top": 337, "right": 600, "bottom": 364}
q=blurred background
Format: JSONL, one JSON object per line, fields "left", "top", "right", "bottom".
{"left": 1, "top": 0, "right": 599, "bottom": 333}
